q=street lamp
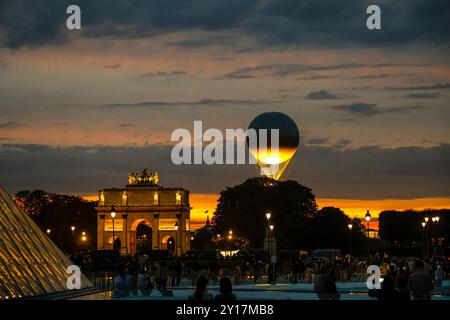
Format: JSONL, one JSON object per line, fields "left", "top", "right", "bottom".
{"left": 421, "top": 221, "right": 427, "bottom": 258}
{"left": 432, "top": 216, "right": 440, "bottom": 256}
{"left": 111, "top": 206, "right": 116, "bottom": 251}
{"left": 174, "top": 222, "right": 179, "bottom": 257}
{"left": 424, "top": 217, "right": 429, "bottom": 223}
{"left": 348, "top": 223, "right": 353, "bottom": 258}
{"left": 365, "top": 210, "right": 371, "bottom": 238}
{"left": 71, "top": 226, "right": 76, "bottom": 251}
{"left": 46, "top": 229, "right": 51, "bottom": 235}
{"left": 266, "top": 211, "right": 271, "bottom": 221}
{"left": 269, "top": 224, "right": 275, "bottom": 284}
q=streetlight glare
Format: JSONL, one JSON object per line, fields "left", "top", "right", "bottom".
{"left": 110, "top": 206, "right": 116, "bottom": 219}
{"left": 266, "top": 211, "right": 271, "bottom": 221}
{"left": 71, "top": 226, "right": 75, "bottom": 231}
{"left": 365, "top": 210, "right": 371, "bottom": 222}
{"left": 424, "top": 217, "right": 429, "bottom": 223}
{"left": 46, "top": 229, "right": 51, "bottom": 234}
{"left": 174, "top": 222, "right": 179, "bottom": 231}
{"left": 348, "top": 224, "right": 353, "bottom": 230}
{"left": 269, "top": 224, "right": 274, "bottom": 231}
{"left": 421, "top": 222, "right": 426, "bottom": 228}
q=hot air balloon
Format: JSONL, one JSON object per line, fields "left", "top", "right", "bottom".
{"left": 247, "top": 112, "right": 300, "bottom": 180}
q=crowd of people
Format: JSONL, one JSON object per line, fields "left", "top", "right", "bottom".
{"left": 70, "top": 249, "right": 448, "bottom": 300}
{"left": 112, "top": 267, "right": 236, "bottom": 301}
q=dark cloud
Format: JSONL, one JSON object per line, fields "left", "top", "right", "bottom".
{"left": 384, "top": 83, "right": 450, "bottom": 91}
{"left": 220, "top": 63, "right": 428, "bottom": 80}
{"left": 334, "top": 118, "right": 355, "bottom": 123}
{"left": 140, "top": 70, "right": 187, "bottom": 78}
{"left": 297, "top": 72, "right": 416, "bottom": 81}
{"left": 1, "top": 143, "right": 449, "bottom": 199}
{"left": 1, "top": 0, "right": 449, "bottom": 49}
{"left": 78, "top": 98, "right": 278, "bottom": 108}
{"left": 305, "top": 90, "right": 347, "bottom": 100}
{"left": 334, "top": 138, "right": 352, "bottom": 149}
{"left": 307, "top": 137, "right": 330, "bottom": 145}
{"left": 103, "top": 64, "right": 121, "bottom": 69}
{"left": 332, "top": 103, "right": 424, "bottom": 116}
{"left": 0, "top": 121, "right": 24, "bottom": 129}
{"left": 402, "top": 93, "right": 442, "bottom": 99}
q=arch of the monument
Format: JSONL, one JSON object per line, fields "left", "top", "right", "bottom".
{"left": 129, "top": 218, "right": 153, "bottom": 254}
{"left": 96, "top": 180, "right": 191, "bottom": 256}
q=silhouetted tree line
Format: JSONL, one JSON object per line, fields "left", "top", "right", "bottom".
{"left": 212, "top": 177, "right": 367, "bottom": 253}
{"left": 379, "top": 209, "right": 450, "bottom": 242}
{"left": 14, "top": 190, "right": 97, "bottom": 252}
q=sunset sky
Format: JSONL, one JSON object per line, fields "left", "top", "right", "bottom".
{"left": 1, "top": 1, "right": 449, "bottom": 229}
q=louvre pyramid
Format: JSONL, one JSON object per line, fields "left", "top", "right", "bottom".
{"left": 0, "top": 186, "right": 92, "bottom": 299}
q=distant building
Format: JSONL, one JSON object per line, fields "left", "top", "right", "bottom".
{"left": 95, "top": 170, "right": 191, "bottom": 256}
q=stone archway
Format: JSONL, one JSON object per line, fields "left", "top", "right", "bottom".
{"left": 130, "top": 219, "right": 153, "bottom": 254}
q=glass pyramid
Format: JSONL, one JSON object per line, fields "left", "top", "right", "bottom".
{"left": 0, "top": 186, "right": 92, "bottom": 299}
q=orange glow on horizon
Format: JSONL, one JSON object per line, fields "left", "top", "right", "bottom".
{"left": 82, "top": 193, "right": 450, "bottom": 231}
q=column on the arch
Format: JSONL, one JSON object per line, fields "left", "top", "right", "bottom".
{"left": 176, "top": 213, "right": 184, "bottom": 256}
{"left": 98, "top": 214, "right": 105, "bottom": 250}
{"left": 152, "top": 214, "right": 160, "bottom": 249}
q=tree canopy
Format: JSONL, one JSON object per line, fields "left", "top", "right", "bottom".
{"left": 212, "top": 177, "right": 367, "bottom": 251}
{"left": 14, "top": 190, "right": 97, "bottom": 252}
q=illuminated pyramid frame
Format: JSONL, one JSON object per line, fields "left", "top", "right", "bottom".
{"left": 0, "top": 186, "right": 92, "bottom": 299}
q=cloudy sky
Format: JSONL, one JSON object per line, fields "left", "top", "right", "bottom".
{"left": 0, "top": 0, "right": 449, "bottom": 227}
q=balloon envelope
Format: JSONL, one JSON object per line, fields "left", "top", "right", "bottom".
{"left": 247, "top": 112, "right": 300, "bottom": 180}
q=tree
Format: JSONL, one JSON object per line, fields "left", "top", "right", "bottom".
{"left": 14, "top": 190, "right": 97, "bottom": 252}
{"left": 212, "top": 177, "right": 318, "bottom": 249}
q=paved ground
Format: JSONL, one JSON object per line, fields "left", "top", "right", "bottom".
{"left": 73, "top": 280, "right": 450, "bottom": 300}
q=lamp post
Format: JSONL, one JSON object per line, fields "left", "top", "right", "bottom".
{"left": 228, "top": 230, "right": 233, "bottom": 257}
{"left": 348, "top": 223, "right": 353, "bottom": 259}
{"left": 174, "top": 222, "right": 179, "bottom": 257}
{"left": 365, "top": 210, "right": 371, "bottom": 261}
{"left": 265, "top": 211, "right": 271, "bottom": 254}
{"left": 421, "top": 221, "right": 427, "bottom": 258}
{"left": 269, "top": 224, "right": 275, "bottom": 284}
{"left": 436, "top": 216, "right": 440, "bottom": 256}
{"left": 365, "top": 210, "right": 371, "bottom": 238}
{"left": 265, "top": 211, "right": 272, "bottom": 284}
{"left": 432, "top": 216, "right": 440, "bottom": 256}
{"left": 111, "top": 206, "right": 116, "bottom": 251}
{"left": 424, "top": 217, "right": 430, "bottom": 258}
{"left": 71, "top": 226, "right": 76, "bottom": 251}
